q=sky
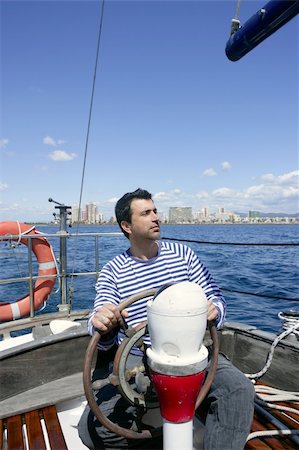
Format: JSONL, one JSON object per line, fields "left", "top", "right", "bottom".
{"left": 1, "top": 0, "right": 298, "bottom": 222}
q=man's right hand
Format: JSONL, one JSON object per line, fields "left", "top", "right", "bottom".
{"left": 91, "top": 304, "right": 128, "bottom": 335}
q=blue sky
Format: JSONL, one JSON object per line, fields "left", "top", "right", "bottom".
{"left": 1, "top": 0, "right": 298, "bottom": 222}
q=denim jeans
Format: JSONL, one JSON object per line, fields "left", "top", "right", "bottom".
{"left": 78, "top": 353, "right": 255, "bottom": 450}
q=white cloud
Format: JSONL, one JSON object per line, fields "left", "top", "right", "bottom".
{"left": 153, "top": 189, "right": 182, "bottom": 202}
{"left": 213, "top": 187, "right": 236, "bottom": 198}
{"left": 43, "top": 136, "right": 67, "bottom": 147}
{"left": 203, "top": 168, "right": 217, "bottom": 177}
{"left": 153, "top": 191, "right": 168, "bottom": 200}
{"left": 221, "top": 161, "right": 232, "bottom": 171}
{"left": 209, "top": 170, "right": 299, "bottom": 212}
{"left": 260, "top": 170, "right": 299, "bottom": 185}
{"left": 0, "top": 182, "right": 8, "bottom": 191}
{"left": 43, "top": 136, "right": 57, "bottom": 146}
{"left": 48, "top": 150, "right": 77, "bottom": 161}
{"left": 107, "top": 197, "right": 119, "bottom": 204}
{"left": 0, "top": 138, "right": 9, "bottom": 148}
{"left": 196, "top": 191, "right": 209, "bottom": 200}
{"left": 151, "top": 170, "right": 299, "bottom": 214}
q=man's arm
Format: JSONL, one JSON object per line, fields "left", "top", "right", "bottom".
{"left": 187, "top": 245, "right": 226, "bottom": 327}
{"left": 91, "top": 304, "right": 127, "bottom": 334}
{"left": 88, "top": 265, "right": 127, "bottom": 350}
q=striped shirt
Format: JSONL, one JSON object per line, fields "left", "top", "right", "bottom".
{"left": 89, "top": 240, "right": 226, "bottom": 353}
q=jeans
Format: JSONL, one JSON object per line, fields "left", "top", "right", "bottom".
{"left": 78, "top": 353, "right": 255, "bottom": 450}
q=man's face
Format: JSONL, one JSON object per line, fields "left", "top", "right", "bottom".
{"left": 122, "top": 198, "right": 160, "bottom": 241}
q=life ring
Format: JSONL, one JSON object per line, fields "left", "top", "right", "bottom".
{"left": 0, "top": 221, "right": 57, "bottom": 322}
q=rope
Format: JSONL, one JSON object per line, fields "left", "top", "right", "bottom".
{"left": 221, "top": 288, "right": 299, "bottom": 302}
{"left": 162, "top": 236, "right": 299, "bottom": 246}
{"left": 234, "top": 0, "right": 242, "bottom": 20}
{"left": 5, "top": 221, "right": 33, "bottom": 279}
{"left": 245, "top": 317, "right": 299, "bottom": 443}
{"left": 247, "top": 429, "right": 299, "bottom": 441}
{"left": 230, "top": 0, "right": 242, "bottom": 35}
{"left": 278, "top": 311, "right": 299, "bottom": 335}
{"left": 34, "top": 227, "right": 60, "bottom": 294}
{"left": 162, "top": 236, "right": 299, "bottom": 302}
{"left": 247, "top": 392, "right": 299, "bottom": 442}
{"left": 9, "top": 221, "right": 35, "bottom": 247}
{"left": 245, "top": 320, "right": 299, "bottom": 380}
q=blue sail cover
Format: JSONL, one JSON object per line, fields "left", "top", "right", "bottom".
{"left": 225, "top": 0, "right": 299, "bottom": 61}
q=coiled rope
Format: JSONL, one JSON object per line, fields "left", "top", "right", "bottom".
{"left": 245, "top": 320, "right": 299, "bottom": 380}
{"left": 245, "top": 316, "right": 299, "bottom": 443}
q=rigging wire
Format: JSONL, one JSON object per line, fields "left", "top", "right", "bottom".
{"left": 230, "top": 0, "right": 242, "bottom": 35}
{"left": 162, "top": 236, "right": 299, "bottom": 302}
{"left": 68, "top": 0, "right": 106, "bottom": 311}
{"left": 234, "top": 0, "right": 242, "bottom": 20}
{"left": 162, "top": 236, "right": 299, "bottom": 246}
{"left": 221, "top": 288, "right": 299, "bottom": 302}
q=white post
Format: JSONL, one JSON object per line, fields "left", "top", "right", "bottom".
{"left": 163, "top": 420, "right": 193, "bottom": 450}
{"left": 146, "top": 282, "right": 209, "bottom": 450}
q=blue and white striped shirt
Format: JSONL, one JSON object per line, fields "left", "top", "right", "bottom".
{"left": 89, "top": 241, "right": 226, "bottom": 353}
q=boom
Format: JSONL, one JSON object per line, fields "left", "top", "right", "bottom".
{"left": 225, "top": 0, "right": 299, "bottom": 61}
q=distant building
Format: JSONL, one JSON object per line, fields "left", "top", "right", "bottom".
{"left": 71, "top": 205, "right": 81, "bottom": 223}
{"left": 248, "top": 210, "right": 260, "bottom": 219}
{"left": 157, "top": 211, "right": 166, "bottom": 223}
{"left": 97, "top": 212, "right": 104, "bottom": 223}
{"left": 169, "top": 207, "right": 193, "bottom": 223}
{"left": 215, "top": 207, "right": 240, "bottom": 223}
{"left": 72, "top": 203, "right": 103, "bottom": 224}
{"left": 85, "top": 203, "right": 98, "bottom": 224}
{"left": 202, "top": 207, "right": 209, "bottom": 218}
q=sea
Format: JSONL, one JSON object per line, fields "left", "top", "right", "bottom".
{"left": 1, "top": 223, "right": 298, "bottom": 334}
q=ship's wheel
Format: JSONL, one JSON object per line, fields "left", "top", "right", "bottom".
{"left": 83, "top": 289, "right": 219, "bottom": 439}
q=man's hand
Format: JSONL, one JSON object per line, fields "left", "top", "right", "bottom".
{"left": 207, "top": 301, "right": 219, "bottom": 322}
{"left": 92, "top": 304, "right": 128, "bottom": 335}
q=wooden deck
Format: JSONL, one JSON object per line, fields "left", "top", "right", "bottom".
{"left": 0, "top": 405, "right": 67, "bottom": 450}
{"left": 1, "top": 385, "right": 298, "bottom": 450}
{"left": 245, "top": 383, "right": 299, "bottom": 450}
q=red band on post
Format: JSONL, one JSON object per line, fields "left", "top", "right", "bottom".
{"left": 150, "top": 370, "right": 206, "bottom": 423}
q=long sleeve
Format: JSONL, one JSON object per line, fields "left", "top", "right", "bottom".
{"left": 186, "top": 246, "right": 226, "bottom": 328}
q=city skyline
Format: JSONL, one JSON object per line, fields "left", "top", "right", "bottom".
{"left": 69, "top": 201, "right": 298, "bottom": 225}
{"left": 1, "top": 1, "right": 298, "bottom": 222}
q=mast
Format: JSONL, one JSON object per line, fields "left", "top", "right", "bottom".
{"left": 49, "top": 198, "right": 72, "bottom": 312}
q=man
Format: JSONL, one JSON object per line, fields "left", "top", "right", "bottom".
{"left": 79, "top": 188, "right": 255, "bottom": 449}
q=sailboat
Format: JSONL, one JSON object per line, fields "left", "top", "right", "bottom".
{"left": 1, "top": 1, "right": 298, "bottom": 449}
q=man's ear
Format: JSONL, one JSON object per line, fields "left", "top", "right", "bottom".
{"left": 121, "top": 220, "right": 132, "bottom": 235}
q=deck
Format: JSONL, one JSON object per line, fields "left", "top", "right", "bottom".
{"left": 0, "top": 405, "right": 67, "bottom": 450}
{"left": 245, "top": 383, "right": 299, "bottom": 449}
{"left": 1, "top": 382, "right": 298, "bottom": 450}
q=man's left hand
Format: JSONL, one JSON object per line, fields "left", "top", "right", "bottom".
{"left": 207, "top": 301, "right": 219, "bottom": 321}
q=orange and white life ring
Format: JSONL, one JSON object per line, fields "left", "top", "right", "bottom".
{"left": 0, "top": 221, "right": 57, "bottom": 322}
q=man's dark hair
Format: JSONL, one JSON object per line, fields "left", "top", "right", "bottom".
{"left": 115, "top": 188, "right": 152, "bottom": 238}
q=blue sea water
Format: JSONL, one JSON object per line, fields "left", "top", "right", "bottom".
{"left": 1, "top": 224, "right": 298, "bottom": 334}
